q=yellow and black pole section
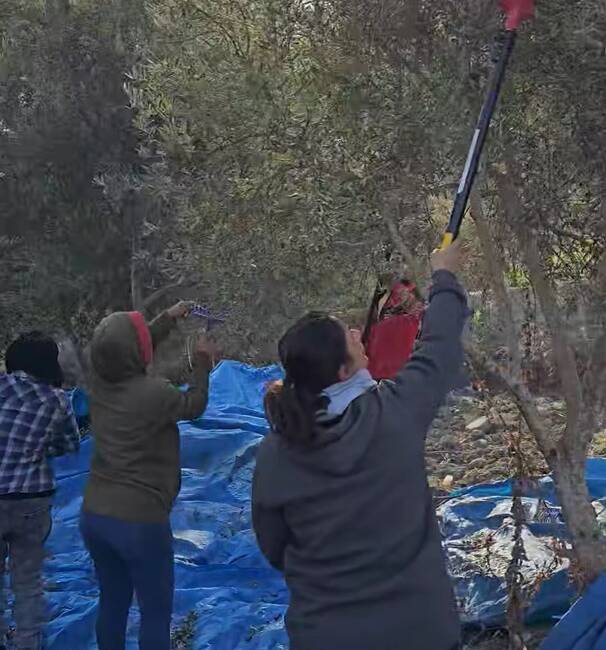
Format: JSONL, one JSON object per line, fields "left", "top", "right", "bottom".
{"left": 441, "top": 0, "right": 534, "bottom": 249}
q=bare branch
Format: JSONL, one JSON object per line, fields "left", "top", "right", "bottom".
{"left": 469, "top": 188, "right": 521, "bottom": 376}
{"left": 142, "top": 280, "right": 192, "bottom": 315}
{"left": 596, "top": 250, "right": 606, "bottom": 293}
{"left": 465, "top": 342, "right": 556, "bottom": 459}
{"left": 382, "top": 210, "right": 428, "bottom": 296}
{"left": 493, "top": 166, "right": 586, "bottom": 449}
{"left": 333, "top": 239, "right": 371, "bottom": 248}
{"left": 552, "top": 227, "right": 600, "bottom": 244}
{"left": 587, "top": 252, "right": 606, "bottom": 416}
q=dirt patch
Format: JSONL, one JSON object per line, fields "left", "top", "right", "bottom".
{"left": 426, "top": 391, "right": 566, "bottom": 491}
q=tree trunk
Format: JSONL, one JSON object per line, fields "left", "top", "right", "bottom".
{"left": 130, "top": 237, "right": 143, "bottom": 311}
{"left": 469, "top": 189, "right": 521, "bottom": 375}
{"left": 550, "top": 451, "right": 606, "bottom": 585}
{"left": 482, "top": 165, "right": 606, "bottom": 585}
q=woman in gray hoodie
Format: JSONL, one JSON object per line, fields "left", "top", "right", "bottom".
{"left": 252, "top": 244, "right": 467, "bottom": 650}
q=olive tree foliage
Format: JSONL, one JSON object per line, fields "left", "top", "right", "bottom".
{"left": 127, "top": 0, "right": 481, "bottom": 354}
{"left": 127, "top": 0, "right": 396, "bottom": 359}
{"left": 0, "top": 0, "right": 184, "bottom": 349}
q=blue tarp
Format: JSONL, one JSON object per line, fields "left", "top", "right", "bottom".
{"left": 35, "top": 363, "right": 606, "bottom": 647}
{"left": 540, "top": 572, "right": 606, "bottom": 650}
{"left": 440, "top": 458, "right": 606, "bottom": 630}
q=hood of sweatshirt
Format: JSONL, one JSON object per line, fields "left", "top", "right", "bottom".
{"left": 90, "top": 311, "right": 152, "bottom": 383}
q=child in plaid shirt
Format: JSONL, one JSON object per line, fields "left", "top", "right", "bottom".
{"left": 0, "top": 332, "right": 80, "bottom": 650}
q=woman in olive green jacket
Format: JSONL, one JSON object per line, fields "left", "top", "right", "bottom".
{"left": 81, "top": 302, "right": 213, "bottom": 650}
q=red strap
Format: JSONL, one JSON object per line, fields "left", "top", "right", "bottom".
{"left": 128, "top": 312, "right": 153, "bottom": 366}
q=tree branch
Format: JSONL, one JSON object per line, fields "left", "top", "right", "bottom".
{"left": 466, "top": 342, "right": 556, "bottom": 459}
{"left": 142, "top": 280, "right": 192, "bottom": 316}
{"left": 382, "top": 210, "right": 428, "bottom": 296}
{"left": 587, "top": 251, "right": 606, "bottom": 416}
{"left": 469, "top": 188, "right": 522, "bottom": 376}
{"left": 596, "top": 250, "right": 606, "bottom": 294}
{"left": 493, "top": 166, "right": 587, "bottom": 450}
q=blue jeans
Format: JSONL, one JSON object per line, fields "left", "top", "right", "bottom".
{"left": 80, "top": 511, "right": 174, "bottom": 650}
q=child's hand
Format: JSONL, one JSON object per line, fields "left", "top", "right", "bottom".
{"left": 168, "top": 301, "right": 194, "bottom": 319}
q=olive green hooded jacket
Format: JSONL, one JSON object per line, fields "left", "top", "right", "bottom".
{"left": 83, "top": 311, "right": 211, "bottom": 523}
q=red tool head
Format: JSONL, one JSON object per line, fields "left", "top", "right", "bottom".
{"left": 500, "top": 0, "right": 534, "bottom": 31}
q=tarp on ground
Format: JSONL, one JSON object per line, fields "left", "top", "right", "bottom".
{"left": 539, "top": 572, "right": 606, "bottom": 650}
{"left": 33, "top": 362, "right": 606, "bottom": 647}
{"left": 440, "top": 457, "right": 606, "bottom": 630}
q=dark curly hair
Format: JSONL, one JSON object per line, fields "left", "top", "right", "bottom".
{"left": 5, "top": 331, "right": 63, "bottom": 388}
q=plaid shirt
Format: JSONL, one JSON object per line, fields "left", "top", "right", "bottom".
{"left": 0, "top": 371, "right": 80, "bottom": 496}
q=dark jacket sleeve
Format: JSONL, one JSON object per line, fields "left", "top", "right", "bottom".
{"left": 388, "top": 270, "right": 469, "bottom": 430}
{"left": 149, "top": 312, "right": 176, "bottom": 349}
{"left": 252, "top": 466, "right": 289, "bottom": 572}
{"left": 159, "top": 352, "right": 212, "bottom": 423}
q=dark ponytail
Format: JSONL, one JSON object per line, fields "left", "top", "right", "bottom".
{"left": 265, "top": 380, "right": 324, "bottom": 446}
{"left": 265, "top": 313, "right": 348, "bottom": 446}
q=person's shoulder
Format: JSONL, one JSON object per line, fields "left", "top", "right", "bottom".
{"left": 257, "top": 430, "right": 278, "bottom": 452}
{"left": 38, "top": 384, "right": 73, "bottom": 415}
{"left": 9, "top": 375, "right": 70, "bottom": 413}
{"left": 0, "top": 372, "right": 13, "bottom": 397}
{"left": 355, "top": 381, "right": 390, "bottom": 407}
{"left": 15, "top": 373, "right": 58, "bottom": 398}
{"left": 375, "top": 374, "right": 424, "bottom": 404}
{"left": 375, "top": 378, "right": 395, "bottom": 391}
{"left": 346, "top": 384, "right": 395, "bottom": 431}
{"left": 52, "top": 387, "right": 71, "bottom": 406}
{"left": 256, "top": 431, "right": 283, "bottom": 465}
{"left": 370, "top": 378, "right": 412, "bottom": 413}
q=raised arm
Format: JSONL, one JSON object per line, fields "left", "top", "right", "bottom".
{"left": 387, "top": 244, "right": 469, "bottom": 430}
{"left": 148, "top": 301, "right": 193, "bottom": 349}
{"left": 158, "top": 336, "right": 215, "bottom": 423}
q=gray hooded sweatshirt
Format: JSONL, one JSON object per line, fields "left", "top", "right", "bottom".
{"left": 252, "top": 270, "right": 467, "bottom": 650}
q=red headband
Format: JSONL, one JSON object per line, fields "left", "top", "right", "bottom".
{"left": 128, "top": 312, "right": 153, "bottom": 366}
